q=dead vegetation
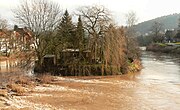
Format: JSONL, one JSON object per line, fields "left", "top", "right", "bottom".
{"left": 0, "top": 89, "right": 8, "bottom": 97}
{"left": 7, "top": 84, "right": 26, "bottom": 95}
{"left": 0, "top": 72, "right": 57, "bottom": 97}
{"left": 0, "top": 72, "right": 33, "bottom": 96}
{"left": 0, "top": 71, "right": 58, "bottom": 110}
{"left": 35, "top": 73, "right": 54, "bottom": 84}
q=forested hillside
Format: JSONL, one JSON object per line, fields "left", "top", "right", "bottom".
{"left": 136, "top": 13, "right": 180, "bottom": 34}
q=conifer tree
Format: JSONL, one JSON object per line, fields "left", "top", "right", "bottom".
{"left": 76, "top": 15, "right": 85, "bottom": 50}
{"left": 58, "top": 9, "right": 75, "bottom": 48}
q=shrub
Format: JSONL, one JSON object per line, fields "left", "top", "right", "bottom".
{"left": 36, "top": 73, "right": 54, "bottom": 84}
{"left": 0, "top": 72, "right": 35, "bottom": 96}
{"left": 7, "top": 84, "right": 26, "bottom": 95}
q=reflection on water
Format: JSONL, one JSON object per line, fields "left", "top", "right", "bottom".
{"left": 139, "top": 51, "right": 180, "bottom": 85}
{"left": 134, "top": 51, "right": 180, "bottom": 110}
{"left": 0, "top": 60, "right": 19, "bottom": 72}
{"left": 0, "top": 59, "right": 34, "bottom": 75}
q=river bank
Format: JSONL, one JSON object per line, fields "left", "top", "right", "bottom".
{"left": 0, "top": 51, "right": 180, "bottom": 110}
{"left": 0, "top": 75, "right": 138, "bottom": 110}
{"left": 146, "top": 43, "right": 180, "bottom": 54}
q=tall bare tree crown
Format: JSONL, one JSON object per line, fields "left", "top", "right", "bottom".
{"left": 13, "top": 0, "right": 62, "bottom": 35}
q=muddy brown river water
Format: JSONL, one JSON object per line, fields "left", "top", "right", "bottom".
{"left": 0, "top": 51, "right": 180, "bottom": 110}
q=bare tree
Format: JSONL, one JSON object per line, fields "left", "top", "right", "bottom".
{"left": 125, "top": 11, "right": 140, "bottom": 61}
{"left": 125, "top": 11, "right": 138, "bottom": 27}
{"left": 0, "top": 17, "right": 11, "bottom": 57}
{"left": 125, "top": 11, "right": 138, "bottom": 37}
{"left": 13, "top": 0, "right": 62, "bottom": 67}
{"left": 151, "top": 21, "right": 164, "bottom": 43}
{"left": 77, "top": 5, "right": 112, "bottom": 63}
{"left": 0, "top": 15, "right": 8, "bottom": 29}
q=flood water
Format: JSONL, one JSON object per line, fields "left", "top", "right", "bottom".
{"left": 0, "top": 51, "right": 180, "bottom": 110}
{"left": 0, "top": 58, "right": 34, "bottom": 75}
{"left": 138, "top": 51, "right": 180, "bottom": 95}
{"left": 134, "top": 51, "right": 180, "bottom": 110}
{"left": 139, "top": 51, "right": 180, "bottom": 85}
{"left": 0, "top": 60, "right": 19, "bottom": 72}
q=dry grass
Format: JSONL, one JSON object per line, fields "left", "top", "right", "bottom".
{"left": 0, "top": 89, "right": 8, "bottom": 97}
{"left": 0, "top": 72, "right": 55, "bottom": 96}
{"left": 15, "top": 75, "right": 36, "bottom": 88}
{"left": 0, "top": 72, "right": 36, "bottom": 96}
{"left": 7, "top": 84, "right": 26, "bottom": 95}
{"left": 16, "top": 76, "right": 31, "bottom": 85}
{"left": 36, "top": 73, "right": 54, "bottom": 84}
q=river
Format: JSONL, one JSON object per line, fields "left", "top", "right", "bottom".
{"left": 134, "top": 51, "right": 180, "bottom": 110}
{"left": 0, "top": 51, "right": 180, "bottom": 110}
{"left": 139, "top": 51, "right": 180, "bottom": 85}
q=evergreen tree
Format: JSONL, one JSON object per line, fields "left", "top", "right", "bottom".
{"left": 58, "top": 9, "right": 75, "bottom": 48}
{"left": 76, "top": 15, "right": 85, "bottom": 50}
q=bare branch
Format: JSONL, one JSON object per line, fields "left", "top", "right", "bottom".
{"left": 0, "top": 15, "right": 8, "bottom": 29}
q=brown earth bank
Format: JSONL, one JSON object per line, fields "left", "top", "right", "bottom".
{"left": 146, "top": 43, "right": 180, "bottom": 54}
{"left": 0, "top": 74, "right": 180, "bottom": 110}
{"left": 0, "top": 56, "right": 9, "bottom": 61}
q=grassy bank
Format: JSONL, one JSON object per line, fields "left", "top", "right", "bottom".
{"left": 146, "top": 43, "right": 180, "bottom": 54}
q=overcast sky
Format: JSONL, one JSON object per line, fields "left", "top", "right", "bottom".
{"left": 0, "top": 0, "right": 180, "bottom": 26}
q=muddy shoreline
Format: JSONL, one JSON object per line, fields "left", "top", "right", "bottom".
{"left": 0, "top": 51, "right": 180, "bottom": 110}
{"left": 0, "top": 74, "right": 180, "bottom": 110}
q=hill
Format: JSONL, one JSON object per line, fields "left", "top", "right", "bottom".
{"left": 135, "top": 13, "right": 180, "bottom": 35}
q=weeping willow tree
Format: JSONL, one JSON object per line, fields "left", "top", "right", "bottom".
{"left": 103, "top": 25, "right": 127, "bottom": 75}
{"left": 63, "top": 5, "right": 129, "bottom": 76}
